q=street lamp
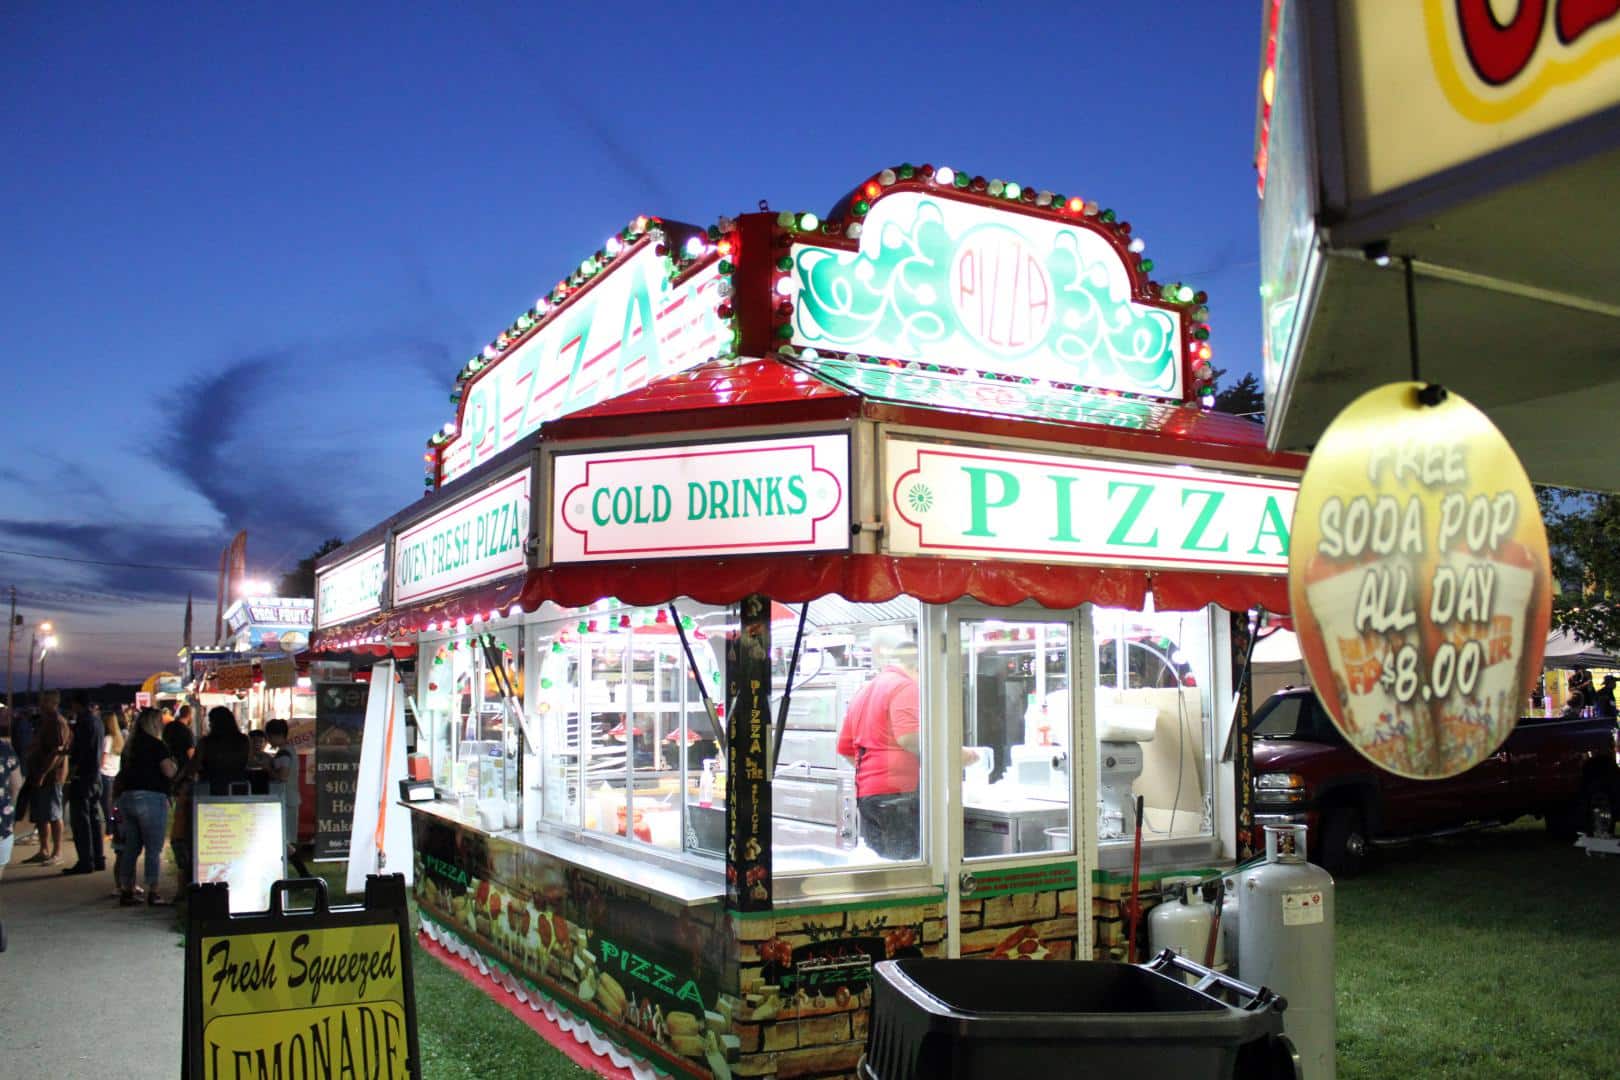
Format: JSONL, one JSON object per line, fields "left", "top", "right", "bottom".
{"left": 37, "top": 633, "right": 58, "bottom": 691}
{"left": 24, "top": 620, "right": 54, "bottom": 698}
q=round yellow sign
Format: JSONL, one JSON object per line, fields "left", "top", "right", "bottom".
{"left": 1288, "top": 383, "right": 1551, "bottom": 780}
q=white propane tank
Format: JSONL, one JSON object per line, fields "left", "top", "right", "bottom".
{"left": 1220, "top": 874, "right": 1243, "bottom": 975}
{"left": 1240, "top": 824, "right": 1335, "bottom": 1080}
{"left": 1148, "top": 876, "right": 1225, "bottom": 976}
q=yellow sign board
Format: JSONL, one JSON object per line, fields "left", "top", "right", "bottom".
{"left": 183, "top": 875, "right": 420, "bottom": 1080}
{"left": 1289, "top": 383, "right": 1552, "bottom": 779}
{"left": 199, "top": 924, "right": 409, "bottom": 1079}
{"left": 1341, "top": 1, "right": 1620, "bottom": 197}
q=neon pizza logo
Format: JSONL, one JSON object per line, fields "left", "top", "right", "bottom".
{"left": 950, "top": 225, "right": 1054, "bottom": 356}
{"left": 1427, "top": 0, "right": 1620, "bottom": 121}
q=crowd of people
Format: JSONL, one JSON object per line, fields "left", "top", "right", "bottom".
{"left": 0, "top": 693, "right": 305, "bottom": 946}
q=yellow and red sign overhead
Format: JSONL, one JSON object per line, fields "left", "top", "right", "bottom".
{"left": 1289, "top": 383, "right": 1552, "bottom": 779}
{"left": 1341, "top": 0, "right": 1620, "bottom": 196}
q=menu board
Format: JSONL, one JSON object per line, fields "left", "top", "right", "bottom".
{"left": 315, "top": 682, "right": 368, "bottom": 860}
{"left": 193, "top": 797, "right": 286, "bottom": 914}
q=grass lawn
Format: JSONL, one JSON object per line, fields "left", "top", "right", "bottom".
{"left": 301, "top": 861, "right": 588, "bottom": 1077}
{"left": 409, "top": 937, "right": 591, "bottom": 1079}
{"left": 303, "top": 824, "right": 1620, "bottom": 1078}
{"left": 1336, "top": 822, "right": 1620, "bottom": 1079}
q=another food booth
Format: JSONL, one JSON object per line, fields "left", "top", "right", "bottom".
{"left": 312, "top": 166, "right": 1305, "bottom": 1079}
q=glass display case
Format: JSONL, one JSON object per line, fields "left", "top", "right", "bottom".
{"left": 524, "top": 600, "right": 728, "bottom": 860}
{"left": 1092, "top": 605, "right": 1216, "bottom": 846}
{"left": 417, "top": 627, "right": 523, "bottom": 822}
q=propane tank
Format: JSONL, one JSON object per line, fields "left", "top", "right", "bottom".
{"left": 1220, "top": 874, "right": 1242, "bottom": 975}
{"left": 1148, "top": 876, "right": 1225, "bottom": 975}
{"left": 1240, "top": 824, "right": 1335, "bottom": 1080}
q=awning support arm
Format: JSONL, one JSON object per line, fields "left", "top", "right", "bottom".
{"left": 670, "top": 603, "right": 727, "bottom": 755}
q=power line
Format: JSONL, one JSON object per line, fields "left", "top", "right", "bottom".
{"left": 0, "top": 546, "right": 215, "bottom": 573}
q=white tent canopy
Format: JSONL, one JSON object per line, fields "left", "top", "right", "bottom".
{"left": 1541, "top": 630, "right": 1620, "bottom": 670}
{"left": 1249, "top": 628, "right": 1616, "bottom": 689}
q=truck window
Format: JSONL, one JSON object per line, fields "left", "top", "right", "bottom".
{"left": 1254, "top": 694, "right": 1311, "bottom": 738}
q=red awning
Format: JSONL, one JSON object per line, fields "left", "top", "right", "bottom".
{"left": 309, "top": 575, "right": 528, "bottom": 651}
{"left": 520, "top": 553, "right": 1289, "bottom": 616}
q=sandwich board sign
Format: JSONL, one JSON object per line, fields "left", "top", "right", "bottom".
{"left": 182, "top": 874, "right": 421, "bottom": 1080}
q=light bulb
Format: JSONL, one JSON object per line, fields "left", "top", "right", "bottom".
{"left": 935, "top": 166, "right": 955, "bottom": 186}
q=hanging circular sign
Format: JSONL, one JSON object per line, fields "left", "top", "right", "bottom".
{"left": 1288, "top": 382, "right": 1551, "bottom": 780}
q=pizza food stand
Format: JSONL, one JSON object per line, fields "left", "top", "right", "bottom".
{"left": 312, "top": 166, "right": 1304, "bottom": 1079}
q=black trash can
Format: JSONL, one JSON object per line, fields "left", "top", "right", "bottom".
{"left": 861, "top": 950, "right": 1298, "bottom": 1080}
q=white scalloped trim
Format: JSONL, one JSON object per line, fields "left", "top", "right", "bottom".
{"left": 419, "top": 916, "right": 670, "bottom": 1080}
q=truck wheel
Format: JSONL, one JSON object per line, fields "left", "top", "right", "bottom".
{"left": 1318, "top": 808, "right": 1367, "bottom": 878}
{"left": 1548, "top": 780, "right": 1614, "bottom": 842}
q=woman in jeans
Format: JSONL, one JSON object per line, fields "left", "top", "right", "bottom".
{"left": 115, "top": 708, "right": 176, "bottom": 906}
{"left": 99, "top": 707, "right": 125, "bottom": 839}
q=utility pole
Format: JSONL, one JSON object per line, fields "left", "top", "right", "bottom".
{"left": 25, "top": 631, "right": 36, "bottom": 700}
{"left": 5, "top": 586, "right": 15, "bottom": 713}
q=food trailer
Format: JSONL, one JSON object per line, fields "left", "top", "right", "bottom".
{"left": 312, "top": 164, "right": 1305, "bottom": 1079}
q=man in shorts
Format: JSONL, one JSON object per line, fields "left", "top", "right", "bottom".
{"left": 22, "top": 692, "right": 71, "bottom": 866}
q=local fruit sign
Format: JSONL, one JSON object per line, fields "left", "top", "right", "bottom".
{"left": 789, "top": 191, "right": 1184, "bottom": 400}
{"left": 393, "top": 470, "right": 530, "bottom": 605}
{"left": 1289, "top": 383, "right": 1552, "bottom": 780}
{"left": 884, "top": 437, "right": 1296, "bottom": 572}
{"left": 315, "top": 545, "right": 386, "bottom": 629}
{"left": 552, "top": 434, "right": 849, "bottom": 562}
{"left": 438, "top": 245, "right": 726, "bottom": 484}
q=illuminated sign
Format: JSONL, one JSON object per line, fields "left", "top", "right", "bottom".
{"left": 316, "top": 546, "right": 386, "bottom": 629}
{"left": 884, "top": 437, "right": 1296, "bottom": 573}
{"left": 225, "top": 598, "right": 315, "bottom": 636}
{"left": 393, "top": 470, "right": 530, "bottom": 605}
{"left": 790, "top": 191, "right": 1184, "bottom": 399}
{"left": 438, "top": 245, "right": 726, "bottom": 484}
{"left": 1289, "top": 383, "right": 1552, "bottom": 780}
{"left": 1340, "top": 0, "right": 1620, "bottom": 197}
{"left": 552, "top": 435, "right": 849, "bottom": 562}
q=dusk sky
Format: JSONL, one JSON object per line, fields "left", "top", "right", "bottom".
{"left": 2, "top": 4, "right": 1265, "bottom": 690}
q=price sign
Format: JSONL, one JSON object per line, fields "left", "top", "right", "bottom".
{"left": 1289, "top": 383, "right": 1552, "bottom": 779}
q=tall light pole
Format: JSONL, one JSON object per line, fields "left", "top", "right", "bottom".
{"left": 24, "top": 620, "right": 52, "bottom": 699}
{"left": 38, "top": 634, "right": 57, "bottom": 691}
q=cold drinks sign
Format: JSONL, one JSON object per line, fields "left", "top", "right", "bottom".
{"left": 552, "top": 434, "right": 850, "bottom": 562}
{"left": 1289, "top": 383, "right": 1552, "bottom": 779}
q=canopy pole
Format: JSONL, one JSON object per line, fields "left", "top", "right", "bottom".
{"left": 670, "top": 603, "right": 727, "bottom": 754}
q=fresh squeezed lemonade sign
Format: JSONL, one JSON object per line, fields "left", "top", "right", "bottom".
{"left": 1289, "top": 383, "right": 1551, "bottom": 780}
{"left": 553, "top": 435, "right": 849, "bottom": 561}
{"left": 199, "top": 923, "right": 410, "bottom": 1079}
{"left": 885, "top": 437, "right": 1296, "bottom": 572}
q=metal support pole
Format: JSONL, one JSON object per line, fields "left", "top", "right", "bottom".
{"left": 6, "top": 587, "right": 16, "bottom": 714}
{"left": 25, "top": 632, "right": 36, "bottom": 699}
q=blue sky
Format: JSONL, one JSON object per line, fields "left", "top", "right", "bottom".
{"left": 0, "top": 3, "right": 1265, "bottom": 688}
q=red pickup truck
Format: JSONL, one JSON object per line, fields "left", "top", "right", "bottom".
{"left": 1250, "top": 687, "right": 1620, "bottom": 875}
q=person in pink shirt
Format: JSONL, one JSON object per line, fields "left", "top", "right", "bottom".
{"left": 837, "top": 631, "right": 924, "bottom": 859}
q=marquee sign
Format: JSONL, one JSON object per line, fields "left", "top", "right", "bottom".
{"left": 438, "top": 244, "right": 727, "bottom": 484}
{"left": 790, "top": 191, "right": 1184, "bottom": 400}
{"left": 393, "top": 470, "right": 531, "bottom": 605}
{"left": 225, "top": 598, "right": 314, "bottom": 637}
{"left": 552, "top": 434, "right": 850, "bottom": 563}
{"left": 884, "top": 437, "right": 1296, "bottom": 573}
{"left": 1339, "top": 0, "right": 1620, "bottom": 198}
{"left": 315, "top": 546, "right": 387, "bottom": 629}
